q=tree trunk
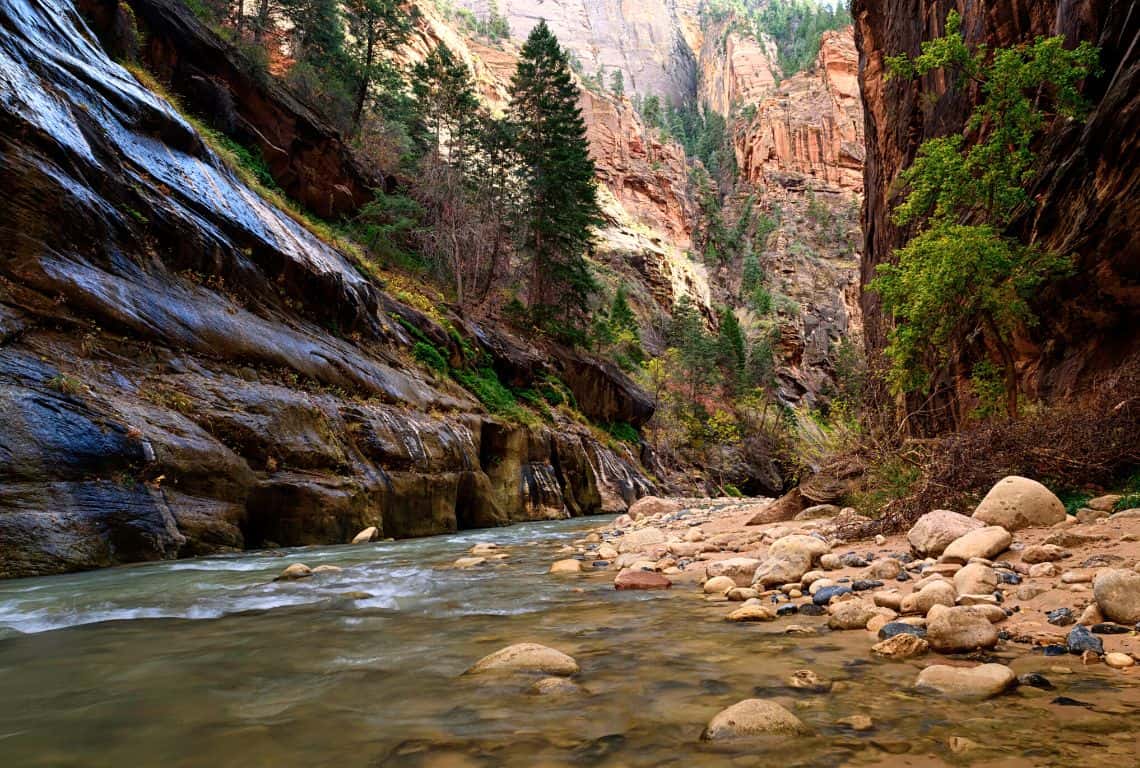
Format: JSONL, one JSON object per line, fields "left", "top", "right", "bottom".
{"left": 352, "top": 23, "right": 376, "bottom": 134}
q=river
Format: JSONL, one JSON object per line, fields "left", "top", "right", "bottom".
{"left": 1, "top": 516, "right": 1137, "bottom": 767}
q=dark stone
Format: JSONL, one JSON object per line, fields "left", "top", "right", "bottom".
{"left": 1091, "top": 623, "right": 1129, "bottom": 635}
{"left": 1017, "top": 673, "right": 1054, "bottom": 690}
{"left": 798, "top": 604, "right": 827, "bottom": 616}
{"left": 841, "top": 553, "right": 868, "bottom": 567}
{"left": 997, "top": 571, "right": 1022, "bottom": 585}
{"left": 852, "top": 579, "right": 883, "bottom": 591}
{"left": 1066, "top": 625, "right": 1104, "bottom": 655}
{"left": 592, "top": 561, "right": 610, "bottom": 568}
{"left": 1041, "top": 645, "right": 1069, "bottom": 657}
{"left": 777, "top": 604, "right": 799, "bottom": 617}
{"left": 813, "top": 585, "right": 853, "bottom": 605}
{"left": 896, "top": 571, "right": 911, "bottom": 582}
{"left": 1051, "top": 697, "right": 1094, "bottom": 708}
{"left": 877, "top": 622, "right": 926, "bottom": 640}
{"left": 1046, "top": 607, "right": 1076, "bottom": 626}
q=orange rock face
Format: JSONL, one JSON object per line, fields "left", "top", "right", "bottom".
{"left": 736, "top": 30, "right": 864, "bottom": 193}
{"left": 579, "top": 90, "right": 694, "bottom": 249}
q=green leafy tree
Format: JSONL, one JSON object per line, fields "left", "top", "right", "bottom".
{"left": 510, "top": 21, "right": 602, "bottom": 342}
{"left": 871, "top": 12, "right": 1098, "bottom": 418}
{"left": 667, "top": 295, "right": 719, "bottom": 399}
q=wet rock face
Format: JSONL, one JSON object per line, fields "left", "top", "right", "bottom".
{"left": 82, "top": 0, "right": 379, "bottom": 218}
{"left": 0, "top": 0, "right": 653, "bottom": 578}
{"left": 854, "top": 0, "right": 1140, "bottom": 422}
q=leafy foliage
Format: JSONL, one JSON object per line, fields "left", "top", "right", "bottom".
{"left": 871, "top": 13, "right": 1098, "bottom": 417}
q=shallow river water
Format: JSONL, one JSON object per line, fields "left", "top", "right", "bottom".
{"left": 1, "top": 516, "right": 1137, "bottom": 767}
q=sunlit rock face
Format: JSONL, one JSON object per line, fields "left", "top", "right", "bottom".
{"left": 456, "top": 0, "right": 699, "bottom": 103}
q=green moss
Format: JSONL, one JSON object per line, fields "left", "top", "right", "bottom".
{"left": 606, "top": 421, "right": 640, "bottom": 444}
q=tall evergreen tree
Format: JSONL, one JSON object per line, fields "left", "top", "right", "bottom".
{"left": 509, "top": 20, "right": 601, "bottom": 342}
{"left": 716, "top": 307, "right": 747, "bottom": 389}
{"left": 343, "top": 0, "right": 415, "bottom": 132}
{"left": 412, "top": 44, "right": 480, "bottom": 164}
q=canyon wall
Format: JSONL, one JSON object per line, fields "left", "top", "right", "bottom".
{"left": 853, "top": 0, "right": 1140, "bottom": 421}
{"left": 0, "top": 0, "right": 652, "bottom": 578}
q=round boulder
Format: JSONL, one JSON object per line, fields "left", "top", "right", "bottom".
{"left": 617, "top": 527, "right": 666, "bottom": 553}
{"left": 614, "top": 569, "right": 672, "bottom": 590}
{"left": 703, "top": 575, "right": 738, "bottom": 594}
{"left": 753, "top": 553, "right": 811, "bottom": 588}
{"left": 628, "top": 496, "right": 681, "bottom": 520}
{"left": 706, "top": 557, "right": 763, "bottom": 587}
{"left": 351, "top": 526, "right": 379, "bottom": 544}
{"left": 467, "top": 643, "right": 579, "bottom": 676}
{"left": 1093, "top": 569, "right": 1140, "bottom": 623}
{"left": 972, "top": 476, "right": 1065, "bottom": 531}
{"left": 275, "top": 563, "right": 312, "bottom": 581}
{"left": 926, "top": 606, "right": 999, "bottom": 652}
{"left": 701, "top": 699, "right": 810, "bottom": 740}
{"left": 907, "top": 510, "right": 985, "bottom": 557}
{"left": 768, "top": 534, "right": 830, "bottom": 565}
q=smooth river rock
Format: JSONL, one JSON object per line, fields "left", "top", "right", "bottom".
{"left": 872, "top": 633, "right": 929, "bottom": 659}
{"left": 706, "top": 557, "right": 763, "bottom": 587}
{"left": 915, "top": 663, "right": 1016, "bottom": 698}
{"left": 753, "top": 553, "right": 811, "bottom": 587}
{"left": 627, "top": 496, "right": 681, "bottom": 520}
{"left": 972, "top": 476, "right": 1066, "bottom": 531}
{"left": 703, "top": 575, "right": 738, "bottom": 594}
{"left": 549, "top": 559, "right": 582, "bottom": 574}
{"left": 617, "top": 527, "right": 666, "bottom": 553}
{"left": 1093, "top": 568, "right": 1140, "bottom": 623}
{"left": 614, "top": 569, "right": 671, "bottom": 590}
{"left": 926, "top": 606, "right": 999, "bottom": 652}
{"left": 351, "top": 526, "right": 379, "bottom": 544}
{"left": 467, "top": 643, "right": 579, "bottom": 676}
{"left": 275, "top": 563, "right": 312, "bottom": 580}
{"left": 941, "top": 527, "right": 1012, "bottom": 564}
{"left": 768, "top": 534, "right": 830, "bottom": 564}
{"left": 908, "top": 510, "right": 985, "bottom": 557}
{"left": 701, "top": 699, "right": 811, "bottom": 740}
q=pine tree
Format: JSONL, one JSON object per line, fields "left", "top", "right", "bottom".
{"left": 609, "top": 283, "right": 637, "bottom": 334}
{"left": 716, "top": 307, "right": 747, "bottom": 390}
{"left": 343, "top": 0, "right": 415, "bottom": 132}
{"left": 609, "top": 68, "right": 624, "bottom": 98}
{"left": 509, "top": 20, "right": 601, "bottom": 342}
{"left": 412, "top": 44, "right": 480, "bottom": 165}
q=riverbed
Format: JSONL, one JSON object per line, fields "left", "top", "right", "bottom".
{"left": 1, "top": 516, "right": 1137, "bottom": 767}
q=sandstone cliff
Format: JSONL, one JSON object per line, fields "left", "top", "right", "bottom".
{"left": 697, "top": 21, "right": 865, "bottom": 407}
{"left": 0, "top": 0, "right": 652, "bottom": 578}
{"left": 853, "top": 0, "right": 1140, "bottom": 425}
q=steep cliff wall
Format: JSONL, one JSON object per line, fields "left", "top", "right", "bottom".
{"left": 854, "top": 0, "right": 1140, "bottom": 414}
{"left": 0, "top": 0, "right": 652, "bottom": 578}
{"left": 456, "top": 0, "right": 699, "bottom": 102}
{"left": 699, "top": 24, "right": 865, "bottom": 407}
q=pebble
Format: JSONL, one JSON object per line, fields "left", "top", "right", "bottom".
{"left": 851, "top": 579, "right": 883, "bottom": 591}
{"left": 726, "top": 604, "right": 777, "bottom": 622}
{"left": 798, "top": 604, "right": 827, "bottom": 616}
{"left": 1091, "top": 622, "right": 1130, "bottom": 634}
{"left": 1017, "top": 673, "right": 1054, "bottom": 689}
{"left": 1066, "top": 625, "right": 1104, "bottom": 655}
{"left": 1105, "top": 652, "right": 1135, "bottom": 669}
{"left": 837, "top": 714, "right": 874, "bottom": 731}
{"left": 787, "top": 669, "right": 831, "bottom": 692}
{"left": 813, "top": 585, "right": 853, "bottom": 605}
{"left": 454, "top": 557, "right": 486, "bottom": 568}
{"left": 1046, "top": 607, "right": 1076, "bottom": 626}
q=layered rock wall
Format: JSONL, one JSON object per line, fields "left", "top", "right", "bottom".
{"left": 0, "top": 0, "right": 652, "bottom": 578}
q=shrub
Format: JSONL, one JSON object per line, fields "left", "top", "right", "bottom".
{"left": 413, "top": 341, "right": 447, "bottom": 372}
{"left": 607, "top": 421, "right": 640, "bottom": 444}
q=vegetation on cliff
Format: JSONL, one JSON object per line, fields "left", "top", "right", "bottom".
{"left": 872, "top": 12, "right": 1100, "bottom": 418}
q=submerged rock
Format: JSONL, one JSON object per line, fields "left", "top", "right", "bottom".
{"left": 915, "top": 664, "right": 1016, "bottom": 698}
{"left": 275, "top": 563, "right": 312, "bottom": 580}
{"left": 614, "top": 569, "right": 671, "bottom": 590}
{"left": 701, "top": 699, "right": 811, "bottom": 740}
{"left": 466, "top": 643, "right": 579, "bottom": 676}
{"left": 871, "top": 633, "right": 929, "bottom": 659}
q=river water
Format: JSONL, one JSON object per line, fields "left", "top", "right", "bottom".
{"left": 1, "top": 516, "right": 1137, "bottom": 767}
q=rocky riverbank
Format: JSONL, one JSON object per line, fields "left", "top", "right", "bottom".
{"left": 522, "top": 476, "right": 1140, "bottom": 738}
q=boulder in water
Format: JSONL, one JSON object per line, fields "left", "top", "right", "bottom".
{"left": 466, "top": 643, "right": 579, "bottom": 676}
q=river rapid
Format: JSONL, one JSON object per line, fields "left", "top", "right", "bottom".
{"left": 1, "top": 516, "right": 1137, "bottom": 767}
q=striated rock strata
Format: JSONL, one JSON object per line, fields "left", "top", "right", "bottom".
{"left": 0, "top": 0, "right": 652, "bottom": 578}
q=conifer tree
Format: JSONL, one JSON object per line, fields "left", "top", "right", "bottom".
{"left": 716, "top": 307, "right": 747, "bottom": 390}
{"left": 412, "top": 44, "right": 480, "bottom": 164}
{"left": 343, "top": 0, "right": 415, "bottom": 132}
{"left": 509, "top": 20, "right": 601, "bottom": 342}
